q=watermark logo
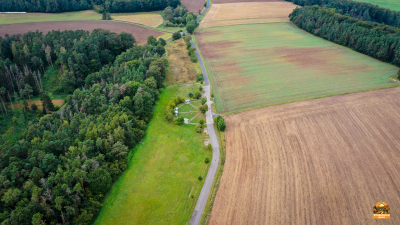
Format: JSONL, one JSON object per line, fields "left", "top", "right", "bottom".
{"left": 373, "top": 202, "right": 390, "bottom": 219}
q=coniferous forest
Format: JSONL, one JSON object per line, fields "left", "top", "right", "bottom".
{"left": 0, "top": 0, "right": 180, "bottom": 13}
{"left": 0, "top": 27, "right": 167, "bottom": 224}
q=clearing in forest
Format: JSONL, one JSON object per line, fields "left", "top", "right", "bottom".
{"left": 93, "top": 86, "right": 211, "bottom": 225}
{"left": 9, "top": 99, "right": 64, "bottom": 110}
{"left": 113, "top": 12, "right": 163, "bottom": 28}
{"left": 354, "top": 0, "right": 400, "bottom": 11}
{"left": 0, "top": 10, "right": 101, "bottom": 25}
{"left": 0, "top": 20, "right": 164, "bottom": 43}
{"left": 165, "top": 39, "right": 201, "bottom": 84}
{"left": 196, "top": 23, "right": 399, "bottom": 113}
{"left": 210, "top": 87, "right": 400, "bottom": 224}
{"left": 181, "top": 0, "right": 205, "bottom": 14}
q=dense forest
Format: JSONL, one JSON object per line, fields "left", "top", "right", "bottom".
{"left": 0, "top": 29, "right": 135, "bottom": 107}
{"left": 285, "top": 0, "right": 400, "bottom": 27}
{"left": 0, "top": 0, "right": 180, "bottom": 13}
{"left": 0, "top": 29, "right": 167, "bottom": 224}
{"left": 289, "top": 5, "right": 400, "bottom": 67}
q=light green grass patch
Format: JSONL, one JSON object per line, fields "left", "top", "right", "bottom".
{"left": 196, "top": 23, "right": 400, "bottom": 113}
{"left": 0, "top": 10, "right": 101, "bottom": 25}
{"left": 354, "top": 0, "right": 400, "bottom": 11}
{"left": 93, "top": 85, "right": 211, "bottom": 225}
{"left": 191, "top": 100, "right": 203, "bottom": 108}
{"left": 179, "top": 103, "right": 198, "bottom": 113}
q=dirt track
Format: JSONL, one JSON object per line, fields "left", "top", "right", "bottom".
{"left": 210, "top": 87, "right": 400, "bottom": 224}
{"left": 0, "top": 20, "right": 164, "bottom": 43}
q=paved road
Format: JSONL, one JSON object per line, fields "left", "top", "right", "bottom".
{"left": 189, "top": 0, "right": 219, "bottom": 223}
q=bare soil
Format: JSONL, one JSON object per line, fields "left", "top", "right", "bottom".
{"left": 181, "top": 0, "right": 205, "bottom": 14}
{"left": 201, "top": 2, "right": 297, "bottom": 24}
{"left": 10, "top": 99, "right": 65, "bottom": 110}
{"left": 210, "top": 87, "right": 400, "bottom": 224}
{"left": 0, "top": 21, "right": 164, "bottom": 43}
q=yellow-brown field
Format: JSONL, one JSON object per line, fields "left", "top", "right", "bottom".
{"left": 210, "top": 87, "right": 400, "bottom": 224}
{"left": 113, "top": 13, "right": 163, "bottom": 27}
{"left": 200, "top": 2, "right": 297, "bottom": 27}
{"left": 198, "top": 17, "right": 289, "bottom": 28}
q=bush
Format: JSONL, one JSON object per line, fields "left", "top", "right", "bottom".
{"left": 205, "top": 158, "right": 210, "bottom": 164}
{"left": 158, "top": 38, "right": 166, "bottom": 46}
{"left": 200, "top": 105, "right": 208, "bottom": 114}
{"left": 398, "top": 69, "right": 400, "bottom": 80}
{"left": 172, "top": 32, "right": 181, "bottom": 40}
{"left": 198, "top": 176, "right": 203, "bottom": 181}
{"left": 188, "top": 47, "right": 196, "bottom": 56}
{"left": 188, "top": 92, "right": 193, "bottom": 98}
{"left": 174, "top": 116, "right": 184, "bottom": 125}
{"left": 54, "top": 106, "right": 60, "bottom": 111}
{"left": 199, "top": 86, "right": 203, "bottom": 91}
{"left": 207, "top": 143, "right": 212, "bottom": 150}
{"left": 190, "top": 53, "right": 198, "bottom": 62}
{"left": 201, "top": 97, "right": 207, "bottom": 105}
{"left": 179, "top": 23, "right": 185, "bottom": 27}
{"left": 184, "top": 35, "right": 192, "bottom": 43}
{"left": 217, "top": 116, "right": 226, "bottom": 131}
{"left": 195, "top": 124, "right": 202, "bottom": 133}
{"left": 31, "top": 103, "right": 38, "bottom": 112}
{"left": 196, "top": 73, "right": 203, "bottom": 82}
{"left": 187, "top": 23, "right": 196, "bottom": 34}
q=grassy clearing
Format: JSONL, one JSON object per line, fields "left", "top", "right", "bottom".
{"left": 0, "top": 10, "right": 100, "bottom": 25}
{"left": 196, "top": 22, "right": 400, "bottom": 113}
{"left": 93, "top": 85, "right": 211, "bottom": 225}
{"left": 113, "top": 11, "right": 163, "bottom": 28}
{"left": 354, "top": 0, "right": 400, "bottom": 11}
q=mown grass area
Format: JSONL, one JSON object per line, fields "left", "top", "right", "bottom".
{"left": 112, "top": 11, "right": 164, "bottom": 28}
{"left": 354, "top": 0, "right": 400, "bottom": 11}
{"left": 196, "top": 23, "right": 400, "bottom": 113}
{"left": 0, "top": 10, "right": 101, "bottom": 25}
{"left": 179, "top": 103, "right": 198, "bottom": 112}
{"left": 93, "top": 85, "right": 211, "bottom": 225}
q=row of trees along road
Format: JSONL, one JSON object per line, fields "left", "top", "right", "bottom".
{"left": 0, "top": 0, "right": 180, "bottom": 13}
{"left": 285, "top": 0, "right": 400, "bottom": 27}
{"left": 290, "top": 6, "right": 400, "bottom": 69}
{"left": 0, "top": 33, "right": 168, "bottom": 224}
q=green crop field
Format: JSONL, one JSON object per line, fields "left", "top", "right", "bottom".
{"left": 196, "top": 23, "right": 400, "bottom": 113}
{"left": 93, "top": 85, "right": 211, "bottom": 225}
{"left": 354, "top": 0, "right": 400, "bottom": 11}
{"left": 0, "top": 10, "right": 101, "bottom": 25}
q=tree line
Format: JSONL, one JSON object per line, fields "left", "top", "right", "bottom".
{"left": 285, "top": 0, "right": 400, "bottom": 27}
{"left": 0, "top": 33, "right": 167, "bottom": 224}
{"left": 0, "top": 0, "right": 180, "bottom": 13}
{"left": 289, "top": 5, "right": 400, "bottom": 67}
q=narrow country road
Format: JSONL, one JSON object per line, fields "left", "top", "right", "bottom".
{"left": 189, "top": 0, "right": 219, "bottom": 224}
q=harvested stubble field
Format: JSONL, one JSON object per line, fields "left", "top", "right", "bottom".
{"left": 196, "top": 23, "right": 399, "bottom": 113}
{"left": 199, "top": 2, "right": 296, "bottom": 28}
{"left": 210, "top": 87, "right": 400, "bottom": 224}
{"left": 0, "top": 21, "right": 164, "bottom": 43}
{"left": 181, "top": 0, "right": 205, "bottom": 14}
{"left": 113, "top": 12, "right": 163, "bottom": 28}
{"left": 212, "top": 0, "right": 285, "bottom": 4}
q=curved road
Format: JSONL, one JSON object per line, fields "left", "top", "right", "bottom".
{"left": 189, "top": 0, "right": 219, "bottom": 224}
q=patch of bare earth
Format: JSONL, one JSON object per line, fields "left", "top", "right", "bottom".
{"left": 210, "top": 87, "right": 400, "bottom": 224}
{"left": 10, "top": 99, "right": 65, "bottom": 110}
{"left": 0, "top": 21, "right": 164, "bottom": 43}
{"left": 201, "top": 2, "right": 297, "bottom": 24}
{"left": 165, "top": 39, "right": 198, "bottom": 84}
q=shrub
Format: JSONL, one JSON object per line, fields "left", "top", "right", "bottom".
{"left": 200, "top": 105, "right": 208, "bottom": 114}
{"left": 172, "top": 32, "right": 181, "bottom": 40}
{"left": 179, "top": 23, "right": 185, "bottom": 27}
{"left": 217, "top": 117, "right": 226, "bottom": 131}
{"left": 201, "top": 97, "right": 207, "bottom": 105}
{"left": 199, "top": 119, "right": 205, "bottom": 126}
{"left": 31, "top": 103, "right": 38, "bottom": 112}
{"left": 187, "top": 23, "right": 196, "bottom": 34}
{"left": 196, "top": 73, "right": 203, "bottom": 82}
{"left": 195, "top": 124, "right": 202, "bottom": 133}
{"left": 205, "top": 158, "right": 210, "bottom": 164}
{"left": 198, "top": 176, "right": 203, "bottom": 181}
{"left": 199, "top": 86, "right": 203, "bottom": 91}
{"left": 188, "top": 47, "right": 196, "bottom": 56}
{"left": 188, "top": 92, "right": 193, "bottom": 98}
{"left": 158, "top": 38, "right": 166, "bottom": 46}
{"left": 174, "top": 116, "right": 184, "bottom": 125}
{"left": 207, "top": 143, "right": 212, "bottom": 150}
{"left": 398, "top": 69, "right": 400, "bottom": 80}
{"left": 190, "top": 53, "right": 198, "bottom": 62}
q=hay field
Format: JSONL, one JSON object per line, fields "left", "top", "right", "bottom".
{"left": 113, "top": 12, "right": 163, "bottom": 28}
{"left": 354, "top": 0, "right": 400, "bottom": 11}
{"left": 196, "top": 23, "right": 399, "bottom": 113}
{"left": 200, "top": 2, "right": 296, "bottom": 27}
{"left": 165, "top": 39, "right": 199, "bottom": 84}
{"left": 210, "top": 87, "right": 400, "bottom": 224}
{"left": 0, "top": 21, "right": 164, "bottom": 43}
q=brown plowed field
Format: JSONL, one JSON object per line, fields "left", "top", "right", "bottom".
{"left": 181, "top": 0, "right": 205, "bottom": 13}
{"left": 212, "top": 0, "right": 286, "bottom": 4}
{"left": 200, "top": 2, "right": 297, "bottom": 25}
{"left": 0, "top": 21, "right": 164, "bottom": 43}
{"left": 210, "top": 87, "right": 400, "bottom": 224}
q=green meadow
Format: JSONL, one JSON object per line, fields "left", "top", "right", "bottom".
{"left": 0, "top": 10, "right": 101, "bottom": 25}
{"left": 196, "top": 23, "right": 399, "bottom": 113}
{"left": 93, "top": 85, "right": 211, "bottom": 225}
{"left": 354, "top": 0, "right": 400, "bottom": 11}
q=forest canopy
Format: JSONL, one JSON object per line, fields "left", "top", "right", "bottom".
{"left": 0, "top": 0, "right": 181, "bottom": 13}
